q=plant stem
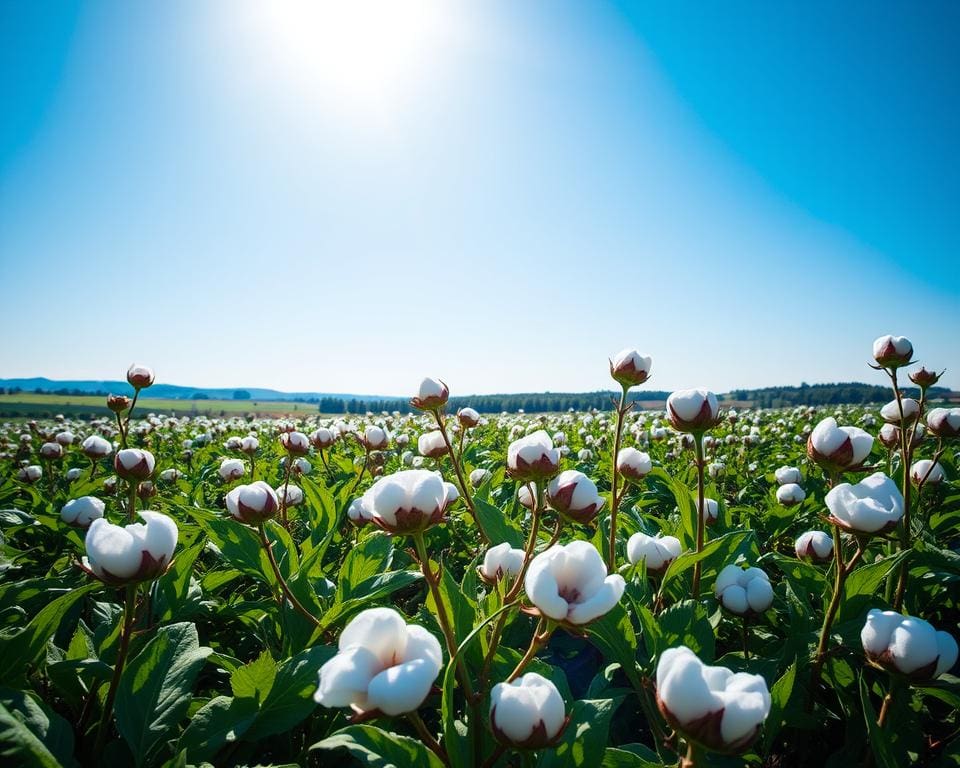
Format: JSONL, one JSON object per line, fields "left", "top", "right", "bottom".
{"left": 507, "top": 618, "right": 552, "bottom": 681}
{"left": 877, "top": 679, "right": 898, "bottom": 729}
{"left": 607, "top": 385, "right": 630, "bottom": 571}
{"left": 126, "top": 480, "right": 138, "bottom": 522}
{"left": 691, "top": 433, "right": 707, "bottom": 600}
{"left": 681, "top": 740, "right": 699, "bottom": 768}
{"left": 257, "top": 523, "right": 322, "bottom": 628}
{"left": 94, "top": 583, "right": 137, "bottom": 753}
{"left": 888, "top": 368, "right": 913, "bottom": 612}
{"left": 433, "top": 410, "right": 488, "bottom": 544}
{"left": 279, "top": 458, "right": 293, "bottom": 529}
{"left": 408, "top": 710, "right": 448, "bottom": 765}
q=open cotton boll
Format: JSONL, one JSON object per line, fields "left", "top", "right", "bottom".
{"left": 910, "top": 459, "right": 945, "bottom": 487}
{"left": 861, "top": 609, "right": 958, "bottom": 680}
{"left": 479, "top": 542, "right": 525, "bottom": 583}
{"left": 83, "top": 510, "right": 178, "bottom": 584}
{"left": 626, "top": 532, "right": 682, "bottom": 573}
{"left": 807, "top": 417, "right": 873, "bottom": 471}
{"left": 872, "top": 335, "right": 913, "bottom": 367}
{"left": 60, "top": 496, "right": 105, "bottom": 527}
{"left": 880, "top": 398, "right": 920, "bottom": 424}
{"left": 524, "top": 541, "right": 625, "bottom": 625}
{"left": 412, "top": 377, "right": 449, "bottom": 411}
{"left": 666, "top": 389, "right": 720, "bottom": 432}
{"left": 825, "top": 472, "right": 904, "bottom": 534}
{"left": 547, "top": 470, "right": 605, "bottom": 524}
{"left": 363, "top": 469, "right": 457, "bottom": 534}
{"left": 794, "top": 531, "right": 833, "bottom": 563}
{"left": 507, "top": 431, "right": 560, "bottom": 482}
{"left": 715, "top": 564, "right": 773, "bottom": 615}
{"left": 609, "top": 348, "right": 652, "bottom": 387}
{"left": 490, "top": 673, "right": 566, "bottom": 748}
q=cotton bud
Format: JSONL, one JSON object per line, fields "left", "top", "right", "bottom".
{"left": 880, "top": 398, "right": 920, "bottom": 425}
{"left": 114, "top": 448, "right": 155, "bottom": 480}
{"left": 525, "top": 541, "right": 625, "bottom": 625}
{"left": 418, "top": 430, "right": 448, "bottom": 459}
{"left": 617, "top": 447, "right": 652, "bottom": 482}
{"left": 158, "top": 468, "right": 183, "bottom": 483}
{"left": 224, "top": 436, "right": 243, "bottom": 451}
{"left": 699, "top": 497, "right": 719, "bottom": 525}
{"left": 507, "top": 431, "right": 560, "bottom": 483}
{"left": 412, "top": 377, "right": 449, "bottom": 411}
{"left": 806, "top": 417, "right": 873, "bottom": 472}
{"left": 82, "top": 511, "right": 177, "bottom": 585}
{"left": 825, "top": 472, "right": 904, "bottom": 534}
{"left": 362, "top": 469, "right": 458, "bottom": 534}
{"left": 310, "top": 428, "right": 336, "bottom": 449}
{"left": 61, "top": 496, "right": 105, "bottom": 528}
{"left": 878, "top": 423, "right": 900, "bottom": 450}
{"left": 40, "top": 442, "right": 63, "bottom": 460}
{"left": 666, "top": 389, "right": 720, "bottom": 433}
{"left": 909, "top": 367, "right": 942, "bottom": 389}
{"left": 794, "top": 531, "right": 833, "bottom": 563}
{"left": 347, "top": 497, "right": 370, "bottom": 527}
{"left": 479, "top": 542, "right": 525, "bottom": 584}
{"left": 470, "top": 468, "right": 491, "bottom": 488}
{"left": 292, "top": 457, "right": 312, "bottom": 475}
{"left": 546, "top": 470, "right": 605, "bottom": 524}
{"left": 609, "top": 348, "right": 652, "bottom": 388}
{"left": 126, "top": 364, "right": 156, "bottom": 389}
{"left": 280, "top": 431, "right": 310, "bottom": 455}
{"left": 715, "top": 564, "right": 774, "bottom": 615}
{"left": 362, "top": 425, "right": 389, "bottom": 451}
{"left": 55, "top": 431, "right": 75, "bottom": 446}
{"left": 458, "top": 407, "right": 480, "bottom": 428}
{"left": 240, "top": 436, "right": 259, "bottom": 454}
{"left": 277, "top": 484, "right": 304, "bottom": 507}
{"left": 656, "top": 646, "right": 771, "bottom": 753}
{"left": 490, "top": 673, "right": 566, "bottom": 749}
{"left": 774, "top": 466, "right": 801, "bottom": 485}
{"left": 218, "top": 458, "right": 246, "bottom": 482}
{"left": 314, "top": 607, "right": 442, "bottom": 716}
{"left": 81, "top": 435, "right": 112, "bottom": 459}
{"left": 927, "top": 408, "right": 960, "bottom": 439}
{"left": 775, "top": 483, "right": 806, "bottom": 507}
{"left": 138, "top": 481, "right": 157, "bottom": 501}
{"left": 861, "top": 609, "right": 958, "bottom": 681}
{"left": 106, "top": 394, "right": 132, "bottom": 413}
{"left": 226, "top": 481, "right": 279, "bottom": 524}
{"left": 17, "top": 465, "right": 42, "bottom": 483}
{"left": 872, "top": 335, "right": 913, "bottom": 368}
{"left": 517, "top": 483, "right": 537, "bottom": 510}
{"left": 66, "top": 468, "right": 82, "bottom": 481}
{"left": 103, "top": 476, "right": 118, "bottom": 494}
{"left": 626, "top": 532, "right": 681, "bottom": 574}
{"left": 401, "top": 450, "right": 414, "bottom": 467}
{"left": 911, "top": 459, "right": 945, "bottom": 487}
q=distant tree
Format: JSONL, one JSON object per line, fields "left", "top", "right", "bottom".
{"left": 233, "top": 390, "right": 251, "bottom": 400}
{"left": 191, "top": 393, "right": 209, "bottom": 400}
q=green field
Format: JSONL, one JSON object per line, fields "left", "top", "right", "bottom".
{"left": 0, "top": 392, "right": 318, "bottom": 418}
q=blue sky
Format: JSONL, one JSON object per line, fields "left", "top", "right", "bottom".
{"left": 1, "top": 1, "right": 957, "bottom": 396}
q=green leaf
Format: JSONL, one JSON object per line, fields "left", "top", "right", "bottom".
{"left": 0, "top": 701, "right": 61, "bottom": 768}
{"left": 114, "top": 622, "right": 212, "bottom": 766}
{"left": 198, "top": 515, "right": 275, "bottom": 586}
{"left": 425, "top": 567, "right": 477, "bottom": 650}
{"left": 177, "top": 695, "right": 258, "bottom": 763}
{"left": 762, "top": 660, "right": 797, "bottom": 753}
{"left": 337, "top": 533, "right": 393, "bottom": 601}
{"left": 243, "top": 644, "right": 334, "bottom": 741}
{"left": 586, "top": 604, "right": 642, "bottom": 688}
{"left": 859, "top": 676, "right": 898, "bottom": 768}
{"left": 474, "top": 499, "right": 524, "bottom": 548}
{"left": 836, "top": 550, "right": 910, "bottom": 623}
{"left": 0, "top": 688, "right": 76, "bottom": 768}
{"left": 0, "top": 582, "right": 100, "bottom": 685}
{"left": 656, "top": 600, "right": 715, "bottom": 662}
{"left": 155, "top": 541, "right": 203, "bottom": 622}
{"left": 230, "top": 650, "right": 277, "bottom": 703}
{"left": 312, "top": 724, "right": 445, "bottom": 768}
{"left": 538, "top": 698, "right": 620, "bottom": 768}
{"left": 661, "top": 530, "right": 755, "bottom": 598}
{"left": 601, "top": 744, "right": 663, "bottom": 767}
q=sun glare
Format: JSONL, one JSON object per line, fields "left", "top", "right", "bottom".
{"left": 252, "top": 0, "right": 449, "bottom": 114}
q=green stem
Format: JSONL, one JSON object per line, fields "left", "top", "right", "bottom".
{"left": 408, "top": 710, "right": 448, "bottom": 765}
{"left": 94, "top": 583, "right": 137, "bottom": 753}
{"left": 258, "top": 523, "right": 322, "bottom": 628}
{"left": 692, "top": 433, "right": 706, "bottom": 600}
{"left": 507, "top": 619, "right": 553, "bottom": 681}
{"left": 607, "top": 385, "right": 630, "bottom": 571}
{"left": 126, "top": 480, "right": 139, "bottom": 522}
{"left": 434, "top": 410, "right": 488, "bottom": 544}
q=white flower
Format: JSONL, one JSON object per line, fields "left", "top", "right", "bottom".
{"left": 880, "top": 398, "right": 920, "bottom": 425}
{"left": 656, "top": 646, "right": 771, "bottom": 752}
{"left": 362, "top": 425, "right": 388, "bottom": 450}
{"left": 61, "top": 496, "right": 105, "bottom": 527}
{"left": 126, "top": 364, "right": 155, "bottom": 389}
{"left": 609, "top": 348, "right": 652, "bottom": 387}
{"left": 225, "top": 481, "right": 278, "bottom": 524}
{"left": 412, "top": 377, "right": 449, "bottom": 410}
{"left": 362, "top": 469, "right": 458, "bottom": 534}
{"left": 927, "top": 407, "right": 960, "bottom": 439}
{"left": 699, "top": 497, "right": 719, "bottom": 525}
{"left": 825, "top": 472, "right": 904, "bottom": 534}
{"left": 83, "top": 510, "right": 178, "bottom": 584}
{"left": 794, "top": 531, "right": 833, "bottom": 563}
{"left": 17, "top": 465, "right": 42, "bottom": 483}
{"left": 775, "top": 483, "right": 806, "bottom": 507}
{"left": 872, "top": 335, "right": 913, "bottom": 367}
{"left": 774, "top": 466, "right": 801, "bottom": 485}
{"left": 114, "top": 448, "right": 155, "bottom": 480}
{"left": 66, "top": 468, "right": 82, "bottom": 481}
{"left": 458, "top": 407, "right": 480, "bottom": 428}
{"left": 617, "top": 448, "right": 652, "bottom": 481}
{"left": 517, "top": 483, "right": 537, "bottom": 510}
{"left": 525, "top": 541, "right": 625, "bottom": 625}
{"left": 806, "top": 417, "right": 873, "bottom": 471}
{"left": 417, "top": 430, "right": 448, "bottom": 459}
{"left": 666, "top": 389, "right": 720, "bottom": 433}
{"left": 81, "top": 435, "right": 112, "bottom": 459}
{"left": 861, "top": 609, "right": 958, "bottom": 680}
{"left": 715, "top": 564, "right": 773, "bottom": 615}
{"left": 910, "top": 459, "right": 945, "bottom": 487}
{"left": 507, "top": 431, "right": 560, "bottom": 482}
{"left": 310, "top": 428, "right": 336, "bottom": 449}
{"left": 490, "top": 673, "right": 566, "bottom": 748}
{"left": 219, "top": 458, "right": 246, "bottom": 482}
{"left": 240, "top": 436, "right": 260, "bottom": 454}
{"left": 277, "top": 484, "right": 304, "bottom": 506}
{"left": 469, "top": 468, "right": 491, "bottom": 488}
{"left": 280, "top": 431, "right": 310, "bottom": 455}
{"left": 479, "top": 542, "right": 525, "bottom": 583}
{"left": 314, "top": 607, "right": 442, "bottom": 716}
{"left": 626, "top": 532, "right": 681, "bottom": 574}
{"left": 347, "top": 497, "right": 371, "bottom": 527}
{"left": 546, "top": 470, "right": 605, "bottom": 524}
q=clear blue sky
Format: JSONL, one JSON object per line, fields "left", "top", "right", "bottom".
{"left": 1, "top": 1, "right": 957, "bottom": 395}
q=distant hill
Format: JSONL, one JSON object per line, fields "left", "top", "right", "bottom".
{"left": 0, "top": 377, "right": 386, "bottom": 403}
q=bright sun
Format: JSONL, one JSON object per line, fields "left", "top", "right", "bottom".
{"left": 251, "top": 0, "right": 450, "bottom": 114}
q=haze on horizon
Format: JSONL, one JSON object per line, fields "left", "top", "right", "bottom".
{"left": 1, "top": 1, "right": 958, "bottom": 396}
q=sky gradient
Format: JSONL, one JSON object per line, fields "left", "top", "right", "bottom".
{"left": 1, "top": 1, "right": 958, "bottom": 396}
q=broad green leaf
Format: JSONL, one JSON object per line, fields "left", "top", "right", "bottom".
{"left": 312, "top": 724, "right": 445, "bottom": 768}
{"left": 586, "top": 604, "right": 642, "bottom": 688}
{"left": 474, "top": 499, "right": 524, "bottom": 548}
{"left": 538, "top": 698, "right": 620, "bottom": 768}
{"left": 230, "top": 650, "right": 277, "bottom": 703}
{"left": 115, "top": 622, "right": 212, "bottom": 765}
{"left": 859, "top": 676, "right": 898, "bottom": 768}
{"left": 0, "top": 701, "right": 61, "bottom": 768}
{"left": 337, "top": 533, "right": 393, "bottom": 601}
{"left": 177, "top": 695, "right": 258, "bottom": 763}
